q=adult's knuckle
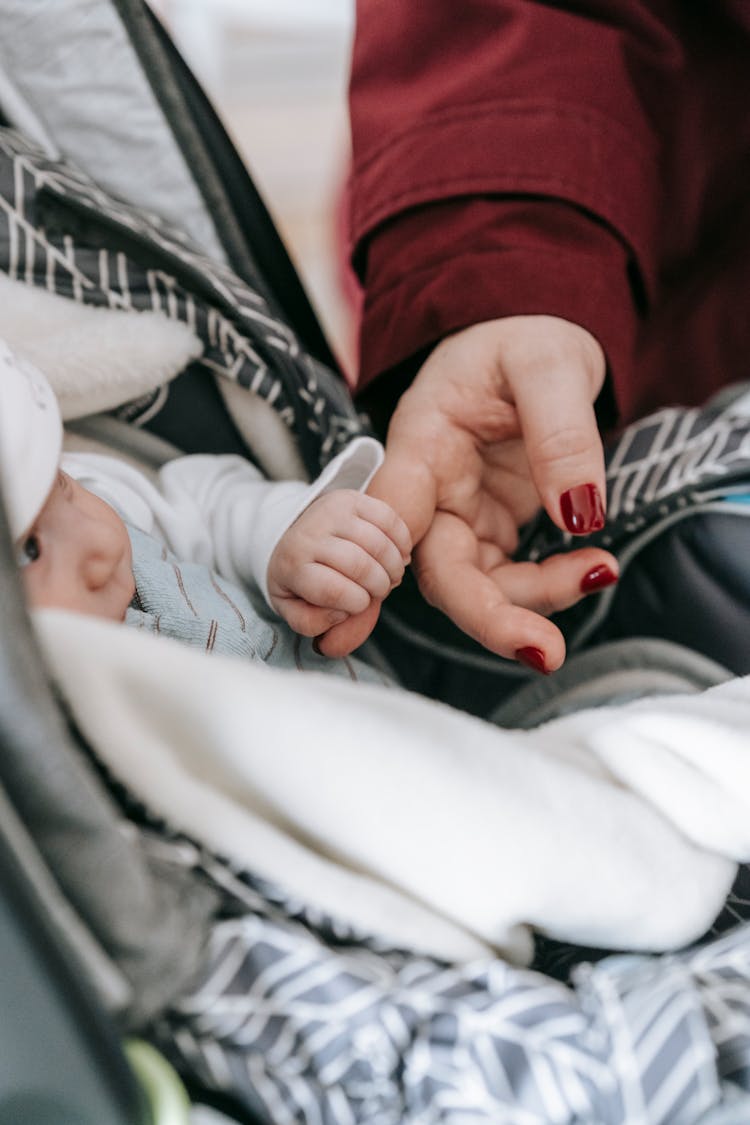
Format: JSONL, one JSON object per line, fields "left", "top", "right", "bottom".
{"left": 531, "top": 423, "right": 594, "bottom": 471}
{"left": 472, "top": 596, "right": 509, "bottom": 650}
{"left": 534, "top": 589, "right": 558, "bottom": 618}
{"left": 414, "top": 564, "right": 440, "bottom": 607}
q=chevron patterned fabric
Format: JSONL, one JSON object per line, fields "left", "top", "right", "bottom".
{"left": 522, "top": 393, "right": 750, "bottom": 565}
{"left": 148, "top": 840, "right": 750, "bottom": 1124}
{"left": 0, "top": 127, "right": 365, "bottom": 474}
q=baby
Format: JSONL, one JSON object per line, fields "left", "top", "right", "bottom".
{"left": 0, "top": 344, "right": 410, "bottom": 683}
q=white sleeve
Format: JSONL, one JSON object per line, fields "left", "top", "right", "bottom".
{"left": 157, "top": 435, "right": 384, "bottom": 602}
{"left": 62, "top": 436, "right": 385, "bottom": 604}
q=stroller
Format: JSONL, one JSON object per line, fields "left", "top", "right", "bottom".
{"left": 5, "top": 3, "right": 750, "bottom": 1123}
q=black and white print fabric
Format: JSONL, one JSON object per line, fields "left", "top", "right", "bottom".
{"left": 0, "top": 127, "right": 364, "bottom": 474}
{"left": 522, "top": 392, "right": 750, "bottom": 564}
{"left": 511, "top": 390, "right": 750, "bottom": 657}
{"left": 96, "top": 748, "right": 750, "bottom": 1124}
{"left": 148, "top": 839, "right": 750, "bottom": 1125}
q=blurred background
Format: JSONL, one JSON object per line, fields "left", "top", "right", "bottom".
{"left": 148, "top": 0, "right": 359, "bottom": 378}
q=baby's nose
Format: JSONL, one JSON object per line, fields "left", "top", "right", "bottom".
{"left": 82, "top": 554, "right": 113, "bottom": 590}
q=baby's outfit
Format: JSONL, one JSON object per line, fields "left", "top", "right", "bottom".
{"left": 62, "top": 436, "right": 395, "bottom": 686}
{"left": 125, "top": 524, "right": 391, "bottom": 684}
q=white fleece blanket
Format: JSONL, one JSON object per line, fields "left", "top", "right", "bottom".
{"left": 35, "top": 609, "right": 750, "bottom": 966}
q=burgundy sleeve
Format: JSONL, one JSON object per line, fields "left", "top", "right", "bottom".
{"left": 355, "top": 196, "right": 638, "bottom": 421}
{"left": 348, "top": 0, "right": 681, "bottom": 417}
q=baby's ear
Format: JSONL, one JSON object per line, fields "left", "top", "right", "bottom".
{"left": 314, "top": 600, "right": 381, "bottom": 658}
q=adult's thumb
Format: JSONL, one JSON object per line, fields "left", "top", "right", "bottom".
{"left": 511, "top": 349, "right": 607, "bottom": 536}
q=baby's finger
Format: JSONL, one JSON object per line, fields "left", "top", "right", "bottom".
{"left": 316, "top": 600, "right": 382, "bottom": 658}
{"left": 276, "top": 599, "right": 349, "bottom": 638}
{"left": 491, "top": 547, "right": 619, "bottom": 616}
{"left": 287, "top": 561, "right": 372, "bottom": 616}
{"left": 354, "top": 493, "right": 412, "bottom": 560}
{"left": 315, "top": 539, "right": 398, "bottom": 601}
{"left": 339, "top": 518, "right": 407, "bottom": 586}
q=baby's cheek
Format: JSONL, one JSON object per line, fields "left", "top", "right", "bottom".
{"left": 18, "top": 566, "right": 42, "bottom": 609}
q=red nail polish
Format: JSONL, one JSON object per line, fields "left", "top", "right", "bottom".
{"left": 515, "top": 646, "right": 549, "bottom": 675}
{"left": 560, "top": 484, "right": 605, "bottom": 534}
{"left": 580, "top": 564, "right": 618, "bottom": 594}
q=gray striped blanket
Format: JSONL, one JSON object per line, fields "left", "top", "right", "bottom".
{"left": 149, "top": 837, "right": 750, "bottom": 1125}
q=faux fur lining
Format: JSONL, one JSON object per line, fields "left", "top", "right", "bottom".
{"left": 0, "top": 273, "right": 203, "bottom": 419}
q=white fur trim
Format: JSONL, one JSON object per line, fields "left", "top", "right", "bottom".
{"left": 0, "top": 274, "right": 203, "bottom": 419}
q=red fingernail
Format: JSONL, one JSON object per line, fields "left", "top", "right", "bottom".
{"left": 580, "top": 564, "right": 618, "bottom": 594}
{"left": 560, "top": 484, "right": 605, "bottom": 534}
{"left": 515, "top": 646, "right": 549, "bottom": 675}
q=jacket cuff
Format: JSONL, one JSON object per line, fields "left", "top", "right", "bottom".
{"left": 355, "top": 197, "right": 639, "bottom": 427}
{"left": 351, "top": 96, "right": 660, "bottom": 294}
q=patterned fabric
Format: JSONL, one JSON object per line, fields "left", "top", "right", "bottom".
{"left": 0, "top": 127, "right": 364, "bottom": 474}
{"left": 126, "top": 524, "right": 392, "bottom": 686}
{"left": 82, "top": 764, "right": 750, "bottom": 1125}
{"left": 521, "top": 392, "right": 750, "bottom": 564}
{"left": 147, "top": 833, "right": 750, "bottom": 1125}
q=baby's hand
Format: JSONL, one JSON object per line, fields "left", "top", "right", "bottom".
{"left": 267, "top": 490, "right": 411, "bottom": 641}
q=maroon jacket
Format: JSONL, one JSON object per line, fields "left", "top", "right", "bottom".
{"left": 348, "top": 1, "right": 750, "bottom": 431}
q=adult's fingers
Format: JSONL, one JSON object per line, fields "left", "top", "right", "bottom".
{"left": 420, "top": 555, "right": 568, "bottom": 670}
{"left": 507, "top": 320, "right": 608, "bottom": 536}
{"left": 489, "top": 546, "right": 619, "bottom": 616}
{"left": 414, "top": 514, "right": 567, "bottom": 669}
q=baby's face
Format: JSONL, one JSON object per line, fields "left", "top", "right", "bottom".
{"left": 18, "top": 471, "right": 134, "bottom": 622}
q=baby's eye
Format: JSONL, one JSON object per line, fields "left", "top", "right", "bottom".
{"left": 16, "top": 534, "right": 41, "bottom": 568}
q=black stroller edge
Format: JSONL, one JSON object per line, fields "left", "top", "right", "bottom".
{"left": 0, "top": 491, "right": 147, "bottom": 1123}
{"left": 0, "top": 790, "right": 147, "bottom": 1125}
{"left": 113, "top": 0, "right": 343, "bottom": 377}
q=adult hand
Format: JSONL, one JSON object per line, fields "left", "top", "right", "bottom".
{"left": 318, "top": 315, "right": 620, "bottom": 669}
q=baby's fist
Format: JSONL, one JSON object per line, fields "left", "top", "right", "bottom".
{"left": 267, "top": 490, "right": 410, "bottom": 638}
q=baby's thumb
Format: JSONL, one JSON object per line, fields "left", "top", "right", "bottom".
{"left": 315, "top": 600, "right": 382, "bottom": 659}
